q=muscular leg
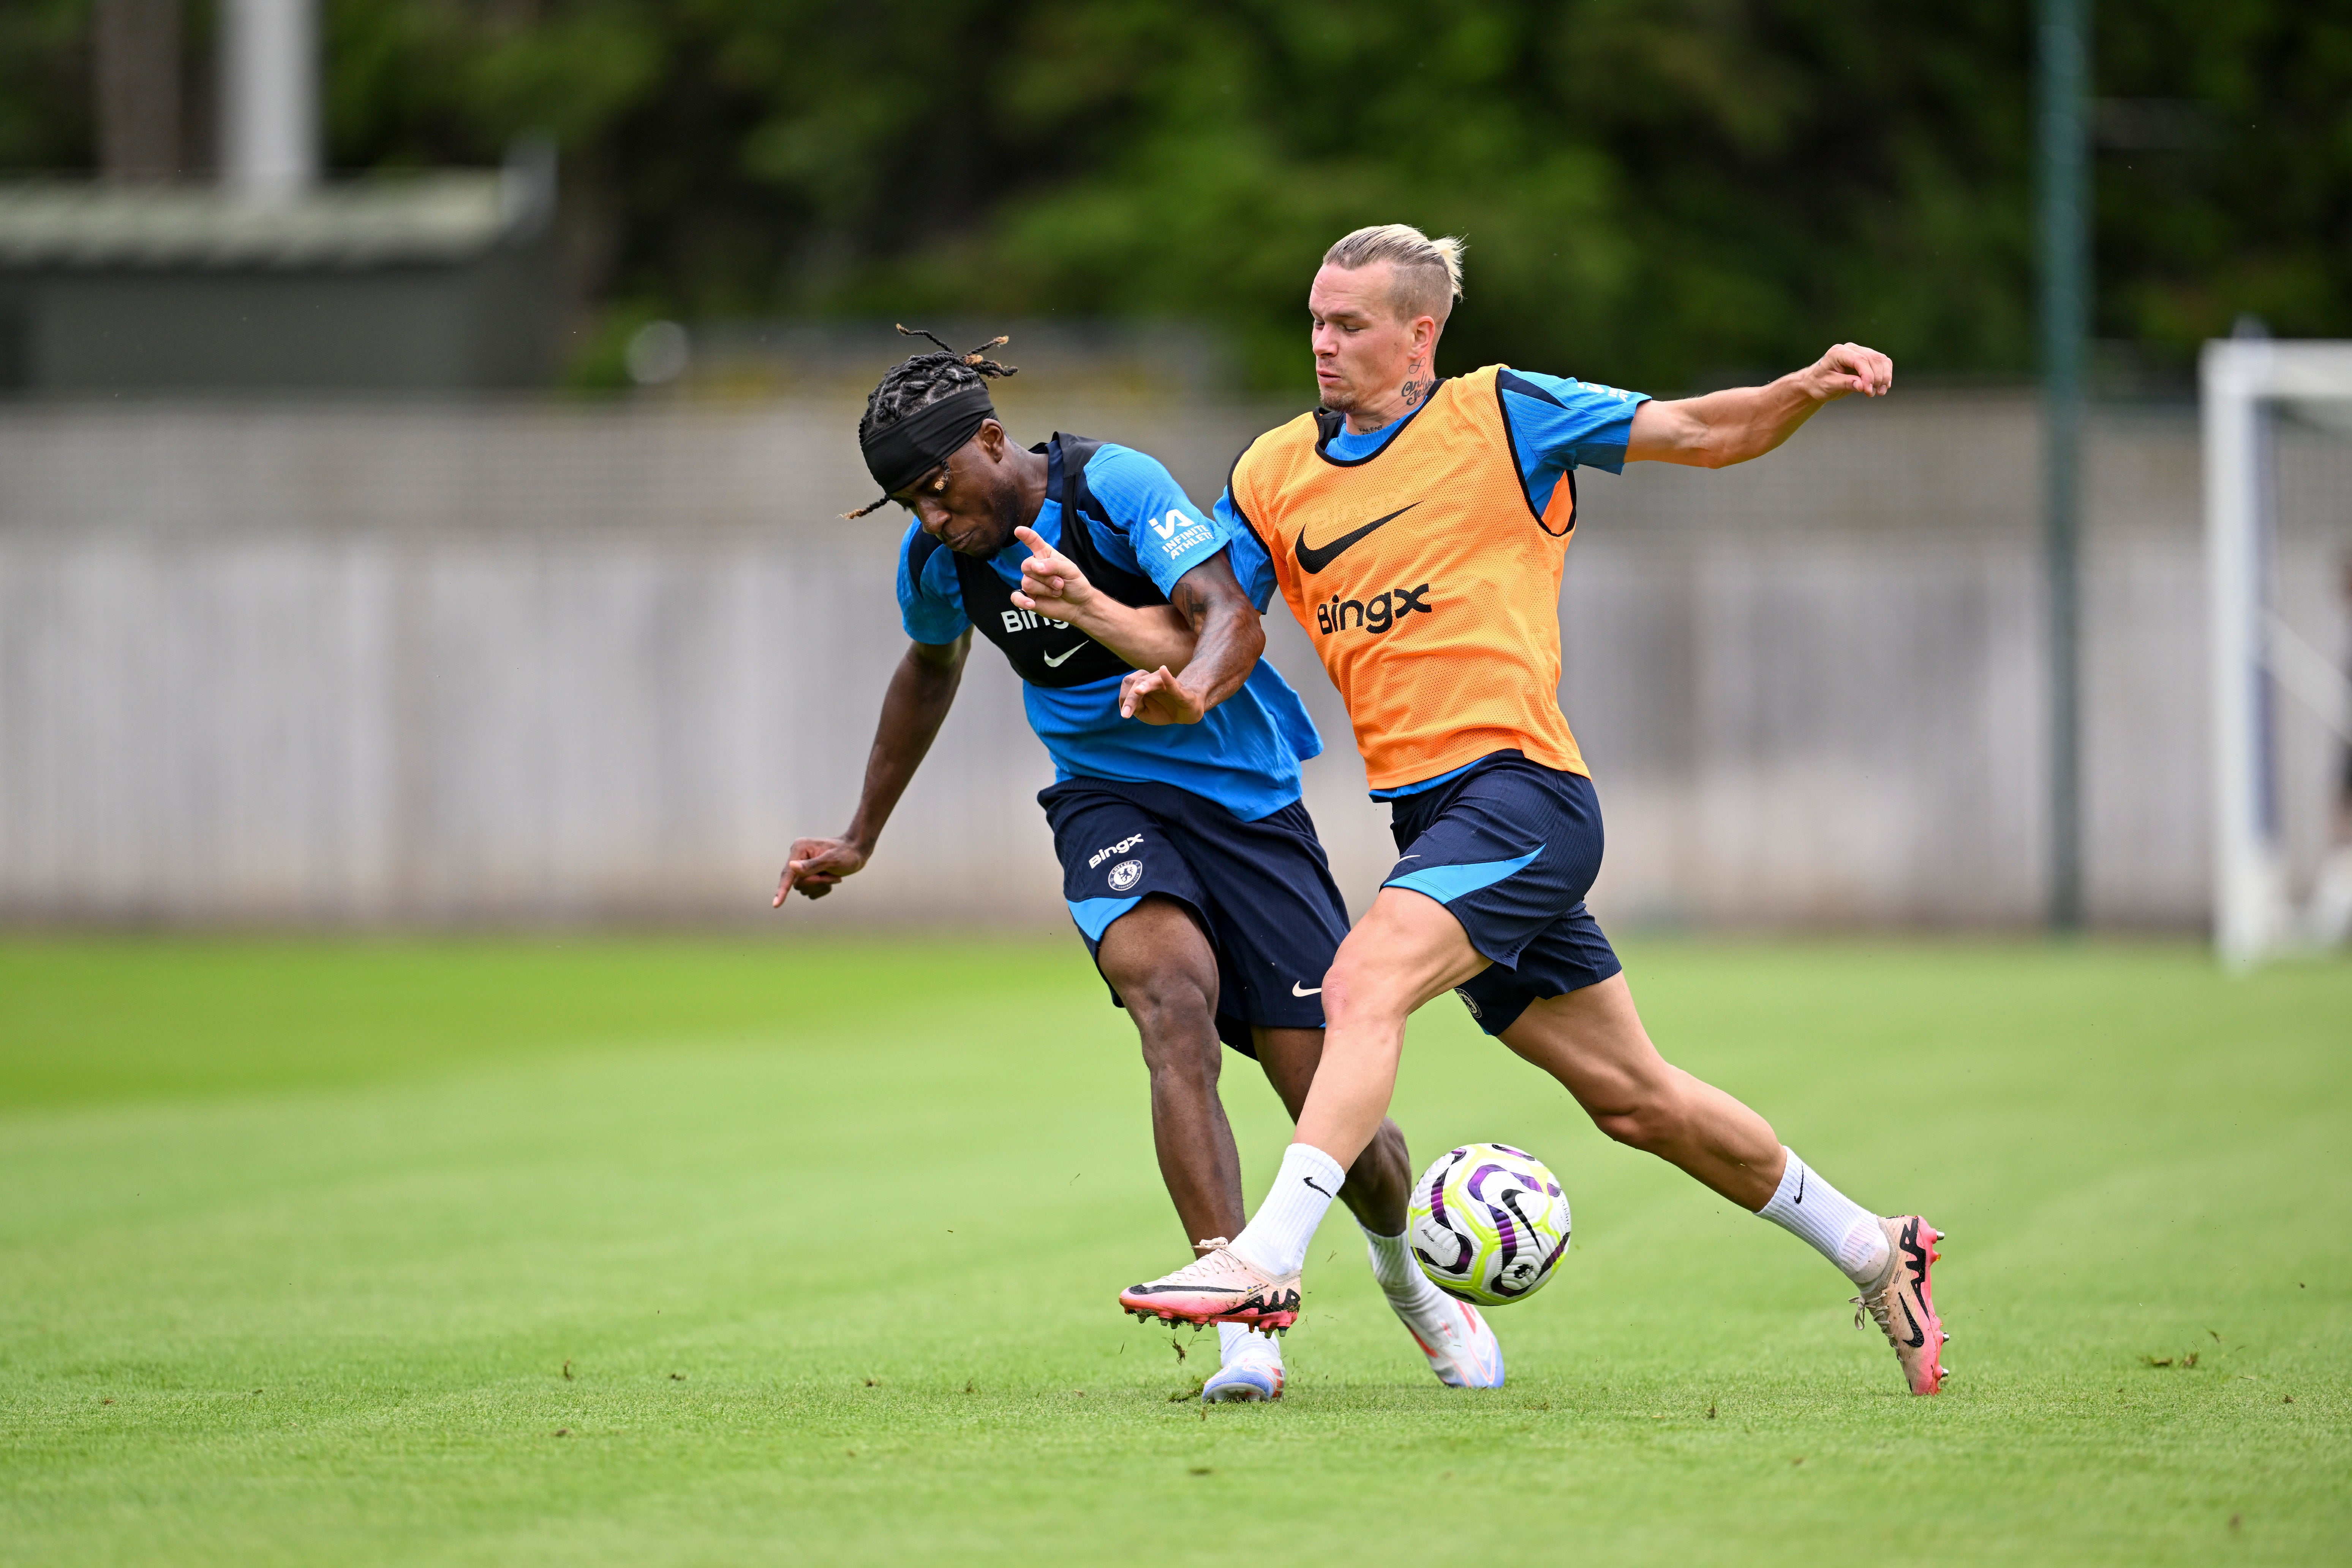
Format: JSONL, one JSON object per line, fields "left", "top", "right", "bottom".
{"left": 1275, "top": 889, "right": 1876, "bottom": 1289}
{"left": 1250, "top": 1027, "right": 1412, "bottom": 1234}
{"left": 1503, "top": 964, "right": 1939, "bottom": 1391}
{"left": 1222, "top": 890, "right": 1484, "bottom": 1280}
{"left": 1252, "top": 1021, "right": 1498, "bottom": 1383}
{"left": 1289, "top": 886, "right": 1490, "bottom": 1168}
{"left": 1094, "top": 895, "right": 1245, "bottom": 1250}
{"left": 1287, "top": 888, "right": 1782, "bottom": 1204}
{"left": 1497, "top": 972, "right": 1784, "bottom": 1207}
{"left": 1204, "top": 885, "right": 1931, "bottom": 1391}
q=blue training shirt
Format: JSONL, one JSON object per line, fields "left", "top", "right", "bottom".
{"left": 898, "top": 441, "right": 1323, "bottom": 821}
{"left": 1216, "top": 367, "right": 1650, "bottom": 799}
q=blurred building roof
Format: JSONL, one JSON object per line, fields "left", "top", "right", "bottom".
{"left": 0, "top": 152, "right": 562, "bottom": 394}
{"left": 0, "top": 169, "right": 544, "bottom": 272}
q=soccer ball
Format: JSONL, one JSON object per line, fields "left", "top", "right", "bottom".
{"left": 1406, "top": 1143, "right": 1571, "bottom": 1306}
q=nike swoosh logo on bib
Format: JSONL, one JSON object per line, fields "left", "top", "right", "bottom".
{"left": 1294, "top": 503, "right": 1419, "bottom": 574}
{"left": 1042, "top": 644, "right": 1084, "bottom": 667}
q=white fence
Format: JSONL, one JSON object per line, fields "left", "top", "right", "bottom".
{"left": 2, "top": 383, "right": 2345, "bottom": 929}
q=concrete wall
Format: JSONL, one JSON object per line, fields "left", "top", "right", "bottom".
{"left": 2, "top": 385, "right": 2346, "bottom": 929}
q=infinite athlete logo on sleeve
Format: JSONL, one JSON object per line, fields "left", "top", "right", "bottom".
{"left": 1146, "top": 511, "right": 1217, "bottom": 560}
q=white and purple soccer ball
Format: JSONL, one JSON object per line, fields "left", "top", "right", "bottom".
{"left": 1406, "top": 1143, "right": 1572, "bottom": 1306}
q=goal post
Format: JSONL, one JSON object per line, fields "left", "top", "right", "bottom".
{"left": 2202, "top": 338, "right": 2352, "bottom": 968}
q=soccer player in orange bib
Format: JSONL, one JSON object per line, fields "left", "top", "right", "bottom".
{"left": 1112, "top": 225, "right": 1948, "bottom": 1396}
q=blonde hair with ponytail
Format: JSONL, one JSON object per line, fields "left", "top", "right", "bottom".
{"left": 1321, "top": 224, "right": 1466, "bottom": 325}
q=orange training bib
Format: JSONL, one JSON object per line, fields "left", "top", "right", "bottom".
{"left": 1228, "top": 366, "right": 1587, "bottom": 791}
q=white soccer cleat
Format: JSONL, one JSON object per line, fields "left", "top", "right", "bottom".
{"left": 1404, "top": 1296, "right": 1505, "bottom": 1388}
{"left": 1200, "top": 1359, "right": 1285, "bottom": 1402}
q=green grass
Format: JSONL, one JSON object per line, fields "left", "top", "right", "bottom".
{"left": 2, "top": 936, "right": 2347, "bottom": 1565}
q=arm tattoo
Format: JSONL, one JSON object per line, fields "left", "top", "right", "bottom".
{"left": 1171, "top": 577, "right": 1209, "bottom": 630}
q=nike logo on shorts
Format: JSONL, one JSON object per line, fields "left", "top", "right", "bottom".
{"left": 1291, "top": 982, "right": 1321, "bottom": 997}
{"left": 1294, "top": 503, "right": 1419, "bottom": 574}
{"left": 1042, "top": 644, "right": 1084, "bottom": 667}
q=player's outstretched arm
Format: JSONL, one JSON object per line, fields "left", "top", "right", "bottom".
{"left": 774, "top": 634, "right": 969, "bottom": 906}
{"left": 1626, "top": 342, "right": 1893, "bottom": 469}
{"left": 1010, "top": 525, "right": 1198, "bottom": 673}
{"left": 1117, "top": 552, "right": 1265, "bottom": 726}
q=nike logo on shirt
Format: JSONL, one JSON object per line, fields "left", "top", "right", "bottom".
{"left": 1294, "top": 503, "right": 1419, "bottom": 574}
{"left": 1291, "top": 982, "right": 1321, "bottom": 997}
{"left": 1042, "top": 644, "right": 1084, "bottom": 667}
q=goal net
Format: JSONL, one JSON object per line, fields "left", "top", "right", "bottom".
{"left": 2202, "top": 339, "right": 2352, "bottom": 966}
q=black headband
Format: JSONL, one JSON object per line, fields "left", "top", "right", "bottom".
{"left": 859, "top": 380, "right": 996, "bottom": 496}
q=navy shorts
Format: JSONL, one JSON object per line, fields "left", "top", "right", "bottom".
{"left": 1382, "top": 754, "right": 1622, "bottom": 1037}
{"left": 1040, "top": 776, "right": 1351, "bottom": 1057}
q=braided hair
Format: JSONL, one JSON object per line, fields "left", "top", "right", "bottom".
{"left": 844, "top": 326, "right": 1019, "bottom": 518}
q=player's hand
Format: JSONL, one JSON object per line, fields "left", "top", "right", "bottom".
{"left": 1010, "top": 525, "right": 1095, "bottom": 620}
{"left": 774, "top": 835, "right": 868, "bottom": 905}
{"left": 1807, "top": 342, "right": 1893, "bottom": 401}
{"left": 1119, "top": 665, "right": 1207, "bottom": 726}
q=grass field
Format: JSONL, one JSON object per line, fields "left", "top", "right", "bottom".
{"left": 3, "top": 936, "right": 2347, "bottom": 1565}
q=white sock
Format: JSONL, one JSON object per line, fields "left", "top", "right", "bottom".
{"left": 1756, "top": 1148, "right": 1889, "bottom": 1285}
{"left": 1362, "top": 1222, "right": 1456, "bottom": 1340}
{"left": 1218, "top": 1320, "right": 1280, "bottom": 1368}
{"left": 1229, "top": 1143, "right": 1346, "bottom": 1278}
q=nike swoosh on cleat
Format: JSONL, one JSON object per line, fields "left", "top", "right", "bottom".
{"left": 1042, "top": 644, "right": 1084, "bottom": 667}
{"left": 1898, "top": 1295, "right": 1925, "bottom": 1349}
{"left": 1291, "top": 982, "right": 1321, "bottom": 997}
{"left": 1294, "top": 504, "right": 1418, "bottom": 574}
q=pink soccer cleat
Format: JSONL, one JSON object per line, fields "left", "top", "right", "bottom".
{"left": 1853, "top": 1215, "right": 1947, "bottom": 1395}
{"left": 1119, "top": 1239, "right": 1301, "bottom": 1333}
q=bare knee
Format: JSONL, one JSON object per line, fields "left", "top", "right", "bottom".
{"left": 1119, "top": 971, "right": 1221, "bottom": 1083}
{"left": 1097, "top": 899, "right": 1221, "bottom": 1081}
{"left": 1320, "top": 948, "right": 1416, "bottom": 1035}
{"left": 1589, "top": 1107, "right": 1671, "bottom": 1153}
{"left": 1585, "top": 1078, "right": 1691, "bottom": 1155}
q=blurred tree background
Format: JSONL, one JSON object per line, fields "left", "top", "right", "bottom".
{"left": 4, "top": 0, "right": 2346, "bottom": 391}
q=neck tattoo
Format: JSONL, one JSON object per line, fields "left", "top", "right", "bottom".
{"left": 1399, "top": 360, "right": 1432, "bottom": 409}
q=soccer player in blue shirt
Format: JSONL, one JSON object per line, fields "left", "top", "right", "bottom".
{"left": 773, "top": 331, "right": 1506, "bottom": 1397}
